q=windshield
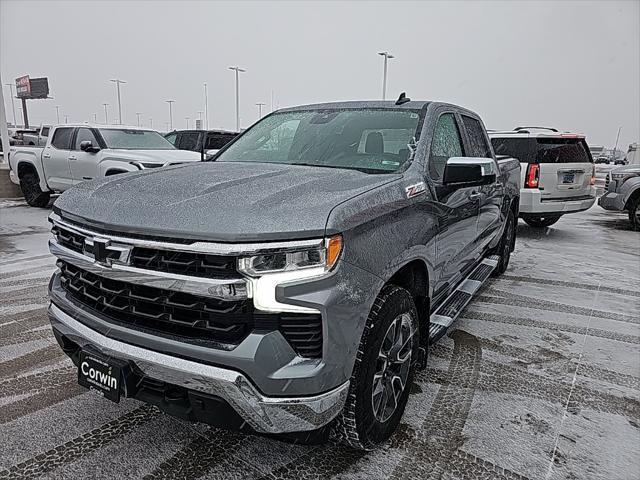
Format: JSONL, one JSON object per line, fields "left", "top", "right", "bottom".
{"left": 214, "top": 109, "right": 422, "bottom": 173}
{"left": 99, "top": 129, "right": 176, "bottom": 150}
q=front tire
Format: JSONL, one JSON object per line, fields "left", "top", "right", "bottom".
{"left": 522, "top": 214, "right": 561, "bottom": 228}
{"left": 628, "top": 195, "right": 640, "bottom": 231}
{"left": 336, "top": 285, "right": 419, "bottom": 450}
{"left": 19, "top": 172, "right": 50, "bottom": 208}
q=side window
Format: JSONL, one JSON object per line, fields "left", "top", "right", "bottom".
{"left": 462, "top": 116, "right": 492, "bottom": 158}
{"left": 177, "top": 132, "right": 200, "bottom": 151}
{"left": 429, "top": 114, "right": 464, "bottom": 180}
{"left": 40, "top": 127, "right": 50, "bottom": 137}
{"left": 73, "top": 128, "right": 100, "bottom": 150}
{"left": 165, "top": 133, "right": 178, "bottom": 146}
{"left": 205, "top": 134, "right": 235, "bottom": 150}
{"left": 51, "top": 128, "right": 73, "bottom": 150}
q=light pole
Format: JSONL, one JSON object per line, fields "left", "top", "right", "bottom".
{"left": 64, "top": 115, "right": 69, "bottom": 124}
{"left": 109, "top": 79, "right": 126, "bottom": 124}
{"left": 229, "top": 66, "right": 246, "bottom": 131}
{"left": 136, "top": 112, "right": 142, "bottom": 127}
{"left": 204, "top": 82, "right": 209, "bottom": 129}
{"left": 4, "top": 83, "right": 17, "bottom": 126}
{"left": 166, "top": 100, "right": 175, "bottom": 130}
{"left": 377, "top": 51, "right": 395, "bottom": 100}
{"left": 102, "top": 103, "right": 109, "bottom": 124}
{"left": 55, "top": 105, "right": 61, "bottom": 124}
{"left": 256, "top": 102, "right": 266, "bottom": 119}
{"left": 613, "top": 126, "right": 622, "bottom": 158}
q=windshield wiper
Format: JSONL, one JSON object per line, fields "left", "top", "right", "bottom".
{"left": 290, "top": 163, "right": 387, "bottom": 174}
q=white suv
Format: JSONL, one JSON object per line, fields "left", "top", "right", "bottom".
{"left": 490, "top": 127, "right": 596, "bottom": 227}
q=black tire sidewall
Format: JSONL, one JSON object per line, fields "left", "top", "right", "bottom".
{"left": 629, "top": 197, "right": 640, "bottom": 231}
{"left": 352, "top": 286, "right": 419, "bottom": 447}
{"left": 20, "top": 173, "right": 50, "bottom": 207}
{"left": 495, "top": 210, "right": 515, "bottom": 275}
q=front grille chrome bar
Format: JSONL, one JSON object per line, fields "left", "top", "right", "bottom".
{"left": 50, "top": 240, "right": 248, "bottom": 300}
{"left": 49, "top": 213, "right": 324, "bottom": 256}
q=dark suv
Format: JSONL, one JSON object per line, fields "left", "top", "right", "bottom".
{"left": 165, "top": 129, "right": 237, "bottom": 155}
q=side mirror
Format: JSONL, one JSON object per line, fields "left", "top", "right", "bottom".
{"left": 80, "top": 140, "right": 100, "bottom": 153}
{"left": 443, "top": 157, "right": 497, "bottom": 187}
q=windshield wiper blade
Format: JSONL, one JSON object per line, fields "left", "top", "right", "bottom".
{"left": 290, "top": 163, "right": 385, "bottom": 174}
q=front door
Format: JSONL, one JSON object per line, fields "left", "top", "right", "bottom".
{"left": 69, "top": 127, "right": 101, "bottom": 184}
{"left": 428, "top": 113, "right": 480, "bottom": 297}
{"left": 42, "top": 127, "right": 74, "bottom": 191}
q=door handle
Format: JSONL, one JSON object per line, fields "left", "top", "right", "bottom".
{"left": 43, "top": 154, "right": 51, "bottom": 159}
{"left": 68, "top": 156, "right": 77, "bottom": 161}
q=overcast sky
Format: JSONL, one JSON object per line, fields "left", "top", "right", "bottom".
{"left": 1, "top": 0, "right": 638, "bottom": 149}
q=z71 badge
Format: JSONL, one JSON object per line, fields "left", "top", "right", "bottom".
{"left": 405, "top": 182, "right": 426, "bottom": 198}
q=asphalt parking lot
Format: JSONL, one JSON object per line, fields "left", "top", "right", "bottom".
{"left": 0, "top": 199, "right": 638, "bottom": 480}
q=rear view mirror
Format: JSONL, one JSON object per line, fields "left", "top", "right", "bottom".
{"left": 443, "top": 157, "right": 496, "bottom": 187}
{"left": 80, "top": 141, "right": 100, "bottom": 153}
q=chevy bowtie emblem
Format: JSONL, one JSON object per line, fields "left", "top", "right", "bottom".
{"left": 91, "top": 238, "right": 111, "bottom": 265}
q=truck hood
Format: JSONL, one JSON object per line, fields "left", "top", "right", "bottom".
{"left": 54, "top": 162, "right": 401, "bottom": 242}
{"left": 105, "top": 149, "right": 202, "bottom": 163}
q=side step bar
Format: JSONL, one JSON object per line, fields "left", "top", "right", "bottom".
{"left": 428, "top": 255, "right": 500, "bottom": 344}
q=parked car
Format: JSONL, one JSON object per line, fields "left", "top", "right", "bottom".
{"left": 22, "top": 124, "right": 51, "bottom": 146}
{"left": 165, "top": 129, "right": 237, "bottom": 156}
{"left": 8, "top": 124, "right": 202, "bottom": 207}
{"left": 625, "top": 143, "right": 639, "bottom": 166}
{"left": 599, "top": 164, "right": 640, "bottom": 230}
{"left": 47, "top": 99, "right": 520, "bottom": 449}
{"left": 490, "top": 127, "right": 596, "bottom": 227}
{"left": 8, "top": 128, "right": 38, "bottom": 146}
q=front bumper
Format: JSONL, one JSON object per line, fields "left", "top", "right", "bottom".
{"left": 9, "top": 169, "right": 19, "bottom": 185}
{"left": 49, "top": 302, "right": 349, "bottom": 434}
{"left": 598, "top": 191, "right": 625, "bottom": 211}
{"left": 519, "top": 187, "right": 596, "bottom": 215}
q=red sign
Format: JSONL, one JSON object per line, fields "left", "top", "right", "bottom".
{"left": 15, "top": 75, "right": 31, "bottom": 98}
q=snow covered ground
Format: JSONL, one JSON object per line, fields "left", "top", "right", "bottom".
{"left": 0, "top": 200, "right": 638, "bottom": 480}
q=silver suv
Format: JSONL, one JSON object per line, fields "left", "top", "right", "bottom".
{"left": 490, "top": 127, "right": 596, "bottom": 227}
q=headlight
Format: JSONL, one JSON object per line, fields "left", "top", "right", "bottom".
{"left": 237, "top": 235, "right": 343, "bottom": 277}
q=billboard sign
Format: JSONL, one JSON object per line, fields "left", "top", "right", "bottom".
{"left": 16, "top": 75, "right": 31, "bottom": 98}
{"left": 15, "top": 76, "right": 49, "bottom": 99}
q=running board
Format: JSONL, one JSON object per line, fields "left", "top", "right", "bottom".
{"left": 428, "top": 255, "right": 500, "bottom": 344}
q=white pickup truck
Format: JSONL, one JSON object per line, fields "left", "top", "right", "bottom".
{"left": 8, "top": 124, "right": 202, "bottom": 207}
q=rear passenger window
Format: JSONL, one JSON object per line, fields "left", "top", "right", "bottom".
{"left": 429, "top": 114, "right": 464, "bottom": 180}
{"left": 40, "top": 127, "right": 50, "bottom": 137}
{"left": 462, "top": 116, "right": 492, "bottom": 158}
{"left": 51, "top": 128, "right": 73, "bottom": 149}
{"left": 491, "top": 138, "right": 534, "bottom": 163}
{"left": 178, "top": 132, "right": 200, "bottom": 151}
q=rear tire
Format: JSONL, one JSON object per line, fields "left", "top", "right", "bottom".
{"left": 493, "top": 210, "right": 515, "bottom": 276}
{"left": 628, "top": 195, "right": 640, "bottom": 231}
{"left": 19, "top": 172, "right": 50, "bottom": 208}
{"left": 335, "top": 285, "right": 419, "bottom": 450}
{"left": 522, "top": 214, "right": 561, "bottom": 228}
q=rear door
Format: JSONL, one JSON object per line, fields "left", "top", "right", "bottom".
{"left": 429, "top": 112, "right": 480, "bottom": 295}
{"left": 461, "top": 115, "right": 504, "bottom": 248}
{"left": 535, "top": 137, "right": 594, "bottom": 200}
{"left": 42, "top": 127, "right": 74, "bottom": 191}
{"left": 69, "top": 127, "right": 102, "bottom": 184}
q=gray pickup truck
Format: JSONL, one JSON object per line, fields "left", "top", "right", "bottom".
{"left": 599, "top": 164, "right": 640, "bottom": 230}
{"left": 47, "top": 99, "right": 520, "bottom": 449}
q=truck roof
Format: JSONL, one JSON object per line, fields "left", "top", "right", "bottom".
{"left": 51, "top": 124, "right": 153, "bottom": 131}
{"left": 277, "top": 100, "right": 431, "bottom": 112}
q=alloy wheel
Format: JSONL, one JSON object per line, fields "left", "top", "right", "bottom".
{"left": 371, "top": 313, "right": 414, "bottom": 423}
